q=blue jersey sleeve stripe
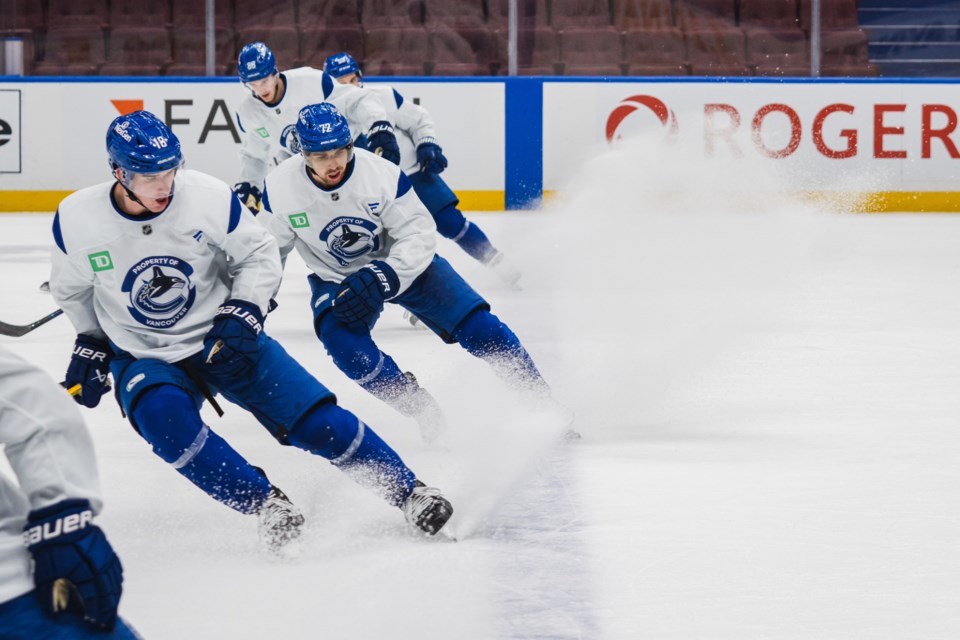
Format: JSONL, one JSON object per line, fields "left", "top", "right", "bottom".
{"left": 262, "top": 185, "right": 272, "bottom": 213}
{"left": 322, "top": 73, "right": 334, "bottom": 99}
{"left": 393, "top": 89, "right": 404, "bottom": 108}
{"left": 228, "top": 195, "right": 242, "bottom": 233}
{"left": 397, "top": 171, "right": 412, "bottom": 199}
{"left": 52, "top": 210, "right": 66, "bottom": 254}
{"left": 235, "top": 112, "right": 246, "bottom": 133}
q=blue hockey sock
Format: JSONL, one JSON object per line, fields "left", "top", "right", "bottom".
{"left": 433, "top": 203, "right": 497, "bottom": 263}
{"left": 454, "top": 309, "right": 549, "bottom": 392}
{"left": 287, "top": 402, "right": 417, "bottom": 506}
{"left": 319, "top": 313, "right": 411, "bottom": 402}
{"left": 131, "top": 385, "right": 271, "bottom": 514}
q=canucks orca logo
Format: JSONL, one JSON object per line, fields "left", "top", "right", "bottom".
{"left": 121, "top": 256, "right": 196, "bottom": 328}
{"left": 320, "top": 217, "right": 380, "bottom": 266}
{"left": 280, "top": 124, "right": 301, "bottom": 154}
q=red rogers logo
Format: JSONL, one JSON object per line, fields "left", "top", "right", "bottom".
{"left": 605, "top": 95, "right": 678, "bottom": 143}
{"left": 606, "top": 93, "right": 960, "bottom": 160}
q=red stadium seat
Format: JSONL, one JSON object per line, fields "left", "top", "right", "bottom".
{"left": 171, "top": 26, "right": 236, "bottom": 73}
{"left": 820, "top": 62, "right": 878, "bottom": 77}
{"left": 47, "top": 0, "right": 108, "bottom": 28}
{"left": 362, "top": 60, "right": 424, "bottom": 76}
{"left": 739, "top": 0, "right": 800, "bottom": 29}
{"left": 746, "top": 28, "right": 808, "bottom": 68}
{"left": 613, "top": 0, "right": 675, "bottom": 30}
{"left": 233, "top": 0, "right": 296, "bottom": 29}
{"left": 3, "top": 0, "right": 45, "bottom": 30}
{"left": 110, "top": 0, "right": 171, "bottom": 28}
{"left": 170, "top": 0, "right": 233, "bottom": 27}
{"left": 686, "top": 28, "right": 746, "bottom": 68}
{"left": 551, "top": 0, "right": 613, "bottom": 29}
{"left": 361, "top": 0, "right": 423, "bottom": 27}
{"left": 107, "top": 27, "right": 171, "bottom": 67}
{"left": 430, "top": 26, "right": 495, "bottom": 71}
{"left": 493, "top": 26, "right": 558, "bottom": 68}
{"left": 165, "top": 62, "right": 233, "bottom": 76}
{"left": 674, "top": 0, "right": 736, "bottom": 30}
{"left": 365, "top": 27, "right": 428, "bottom": 72}
{"left": 819, "top": 28, "right": 868, "bottom": 66}
{"left": 754, "top": 62, "right": 810, "bottom": 76}
{"left": 423, "top": 0, "right": 486, "bottom": 29}
{"left": 300, "top": 27, "right": 365, "bottom": 68}
{"left": 558, "top": 27, "right": 622, "bottom": 66}
{"left": 299, "top": 0, "right": 361, "bottom": 30}
{"left": 37, "top": 26, "right": 106, "bottom": 70}
{"left": 516, "top": 64, "right": 559, "bottom": 75}
{"left": 623, "top": 28, "right": 686, "bottom": 65}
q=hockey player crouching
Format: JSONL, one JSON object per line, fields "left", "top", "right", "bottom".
{"left": 0, "top": 347, "right": 139, "bottom": 637}
{"left": 260, "top": 103, "right": 554, "bottom": 442}
{"left": 232, "top": 42, "right": 401, "bottom": 217}
{"left": 49, "top": 110, "right": 453, "bottom": 551}
{"left": 323, "top": 52, "right": 522, "bottom": 289}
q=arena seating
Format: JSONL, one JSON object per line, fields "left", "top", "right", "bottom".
{"left": 1, "top": 0, "right": 891, "bottom": 78}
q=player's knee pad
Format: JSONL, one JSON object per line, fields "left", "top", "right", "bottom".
{"left": 432, "top": 203, "right": 469, "bottom": 240}
{"left": 286, "top": 400, "right": 363, "bottom": 461}
{"left": 453, "top": 308, "right": 521, "bottom": 357}
{"left": 317, "top": 312, "right": 385, "bottom": 381}
{"left": 131, "top": 385, "right": 208, "bottom": 467}
{"left": 112, "top": 354, "right": 198, "bottom": 421}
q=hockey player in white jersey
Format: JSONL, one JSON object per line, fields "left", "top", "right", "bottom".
{"left": 324, "top": 52, "right": 521, "bottom": 289}
{"left": 261, "top": 103, "right": 550, "bottom": 442}
{"left": 49, "top": 110, "right": 453, "bottom": 547}
{"left": 232, "top": 42, "right": 401, "bottom": 215}
{"left": 0, "top": 346, "right": 140, "bottom": 638}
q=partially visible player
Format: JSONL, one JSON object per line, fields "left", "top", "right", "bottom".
{"left": 261, "top": 103, "right": 551, "bottom": 442}
{"left": 0, "top": 346, "right": 140, "bottom": 638}
{"left": 324, "top": 52, "right": 521, "bottom": 289}
{"left": 233, "top": 42, "right": 400, "bottom": 215}
{"left": 49, "top": 111, "right": 453, "bottom": 550}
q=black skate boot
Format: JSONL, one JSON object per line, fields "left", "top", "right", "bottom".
{"left": 402, "top": 481, "right": 453, "bottom": 536}
{"left": 257, "top": 486, "right": 305, "bottom": 553}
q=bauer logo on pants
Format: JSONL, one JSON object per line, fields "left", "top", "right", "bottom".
{"left": 0, "top": 89, "right": 21, "bottom": 173}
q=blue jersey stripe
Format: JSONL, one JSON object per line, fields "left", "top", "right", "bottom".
{"left": 397, "top": 171, "right": 412, "bottom": 199}
{"left": 228, "top": 194, "right": 242, "bottom": 233}
{"left": 393, "top": 88, "right": 404, "bottom": 108}
{"left": 52, "top": 210, "right": 66, "bottom": 254}
{"left": 322, "top": 73, "right": 334, "bottom": 99}
{"left": 261, "top": 185, "right": 272, "bottom": 213}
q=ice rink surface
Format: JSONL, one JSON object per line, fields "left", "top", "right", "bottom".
{"left": 4, "top": 153, "right": 960, "bottom": 638}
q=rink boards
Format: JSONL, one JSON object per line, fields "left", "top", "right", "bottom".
{"left": 1, "top": 77, "right": 958, "bottom": 212}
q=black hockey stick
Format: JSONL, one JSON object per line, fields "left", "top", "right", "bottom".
{"left": 0, "top": 309, "right": 64, "bottom": 337}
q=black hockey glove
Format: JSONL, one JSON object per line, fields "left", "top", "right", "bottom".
{"left": 366, "top": 121, "right": 401, "bottom": 165}
{"left": 202, "top": 299, "right": 264, "bottom": 379}
{"left": 64, "top": 334, "right": 112, "bottom": 409}
{"left": 333, "top": 260, "right": 400, "bottom": 329}
{"left": 24, "top": 499, "right": 124, "bottom": 631}
{"left": 416, "top": 141, "right": 448, "bottom": 174}
{"left": 233, "top": 182, "right": 262, "bottom": 215}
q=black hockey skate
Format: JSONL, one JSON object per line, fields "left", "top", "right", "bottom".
{"left": 402, "top": 481, "right": 453, "bottom": 536}
{"left": 258, "top": 486, "right": 305, "bottom": 553}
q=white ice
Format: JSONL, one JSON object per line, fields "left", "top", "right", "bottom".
{"left": 3, "top": 148, "right": 960, "bottom": 638}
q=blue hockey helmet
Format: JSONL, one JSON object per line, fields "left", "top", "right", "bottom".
{"left": 296, "top": 103, "right": 353, "bottom": 153}
{"left": 106, "top": 110, "right": 183, "bottom": 182}
{"left": 323, "top": 52, "right": 362, "bottom": 82}
{"left": 237, "top": 42, "right": 277, "bottom": 82}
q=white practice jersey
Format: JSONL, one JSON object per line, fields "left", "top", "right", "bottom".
{"left": 0, "top": 346, "right": 104, "bottom": 604}
{"left": 261, "top": 148, "right": 437, "bottom": 294}
{"left": 50, "top": 170, "right": 282, "bottom": 362}
{"left": 235, "top": 67, "right": 390, "bottom": 189}
{"left": 348, "top": 83, "right": 441, "bottom": 175}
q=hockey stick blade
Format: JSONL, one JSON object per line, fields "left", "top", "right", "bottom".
{"left": 0, "top": 309, "right": 64, "bottom": 337}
